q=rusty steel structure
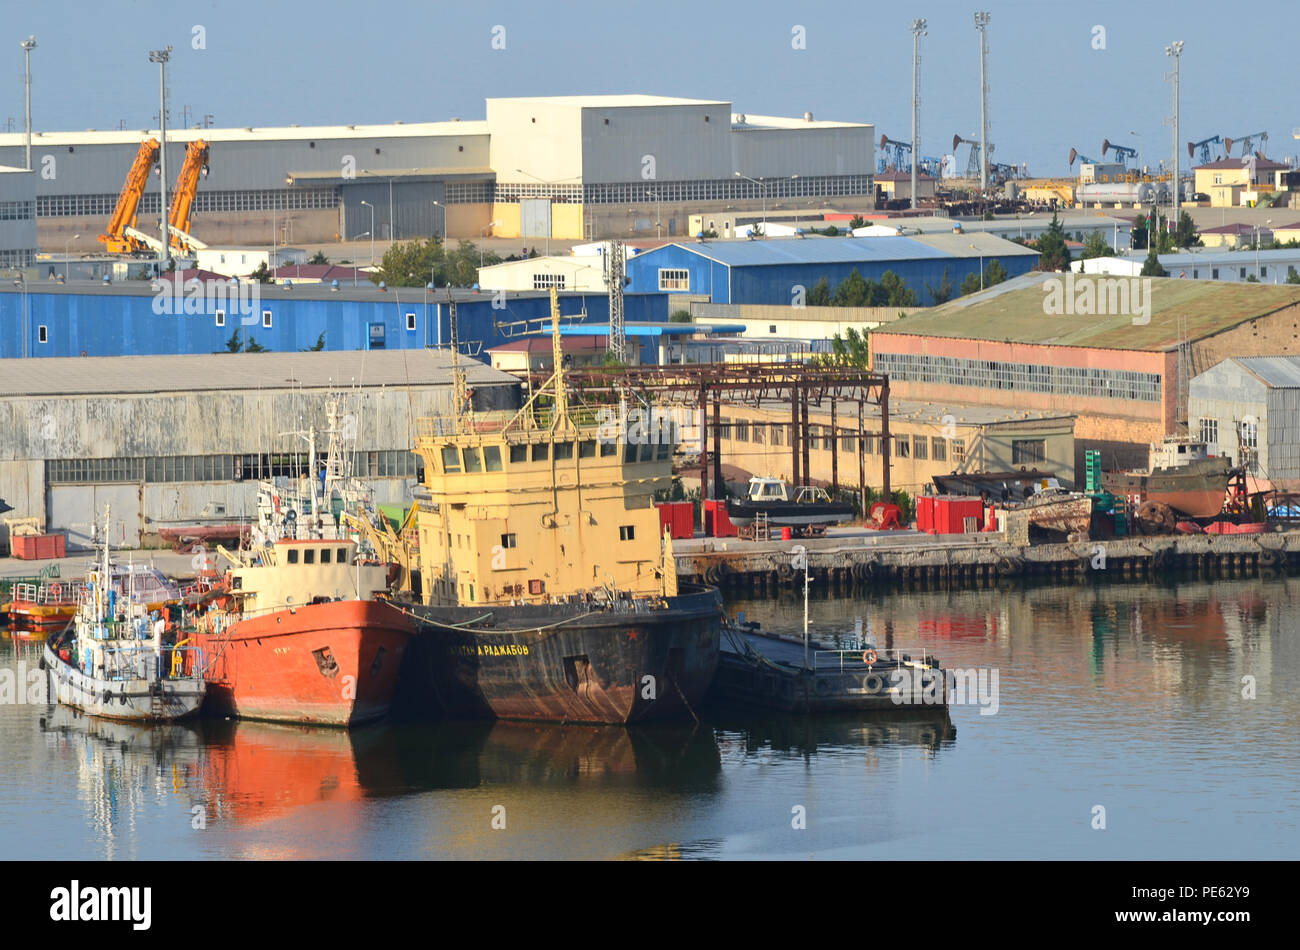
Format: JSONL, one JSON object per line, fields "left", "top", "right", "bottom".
{"left": 553, "top": 362, "right": 892, "bottom": 508}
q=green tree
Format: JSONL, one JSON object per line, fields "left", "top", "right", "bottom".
{"left": 984, "top": 259, "right": 1008, "bottom": 286}
{"left": 878, "top": 270, "right": 916, "bottom": 307}
{"left": 303, "top": 331, "right": 326, "bottom": 351}
{"left": 848, "top": 215, "right": 868, "bottom": 230}
{"left": 827, "top": 326, "right": 870, "bottom": 367}
{"left": 1081, "top": 231, "right": 1115, "bottom": 260}
{"left": 821, "top": 225, "right": 840, "bottom": 236}
{"left": 308, "top": 250, "right": 330, "bottom": 265}
{"left": 220, "top": 329, "right": 269, "bottom": 352}
{"left": 833, "top": 268, "right": 871, "bottom": 307}
{"left": 1139, "top": 245, "right": 1167, "bottom": 277}
{"left": 959, "top": 270, "right": 983, "bottom": 295}
{"left": 1173, "top": 211, "right": 1202, "bottom": 249}
{"left": 669, "top": 309, "right": 692, "bottom": 323}
{"left": 1036, "top": 211, "right": 1072, "bottom": 272}
{"left": 249, "top": 261, "right": 273, "bottom": 284}
{"left": 1130, "top": 215, "right": 1149, "bottom": 250}
{"left": 1286, "top": 266, "right": 1300, "bottom": 284}
{"left": 806, "top": 276, "right": 832, "bottom": 306}
{"left": 1245, "top": 273, "right": 1260, "bottom": 283}
{"left": 925, "top": 265, "right": 954, "bottom": 305}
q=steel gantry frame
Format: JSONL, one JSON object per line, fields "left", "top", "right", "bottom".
{"left": 551, "top": 363, "right": 892, "bottom": 510}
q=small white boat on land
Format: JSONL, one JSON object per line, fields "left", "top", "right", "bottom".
{"left": 43, "top": 506, "right": 205, "bottom": 722}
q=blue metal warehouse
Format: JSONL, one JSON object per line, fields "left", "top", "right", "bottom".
{"left": 0, "top": 282, "right": 669, "bottom": 360}
{"left": 625, "top": 234, "right": 1040, "bottom": 306}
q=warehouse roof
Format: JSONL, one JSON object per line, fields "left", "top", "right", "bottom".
{"left": 880, "top": 273, "right": 1300, "bottom": 351}
{"left": 0, "top": 121, "right": 486, "bottom": 148}
{"left": 489, "top": 94, "right": 728, "bottom": 108}
{"left": 657, "top": 234, "right": 1034, "bottom": 267}
{"left": 0, "top": 349, "right": 516, "bottom": 398}
{"left": 1234, "top": 356, "right": 1300, "bottom": 389}
{"left": 1194, "top": 157, "right": 1288, "bottom": 171}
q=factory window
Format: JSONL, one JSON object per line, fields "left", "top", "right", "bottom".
{"left": 932, "top": 438, "right": 947, "bottom": 462}
{"left": 873, "top": 353, "right": 1161, "bottom": 403}
{"left": 952, "top": 440, "right": 965, "bottom": 464}
{"left": 840, "top": 431, "right": 855, "bottom": 453}
{"left": 441, "top": 446, "right": 461, "bottom": 473}
{"left": 770, "top": 424, "right": 785, "bottom": 447}
{"left": 769, "top": 325, "right": 777, "bottom": 334}
{"left": 896, "top": 436, "right": 910, "bottom": 459}
{"left": 752, "top": 424, "right": 765, "bottom": 445}
{"left": 913, "top": 435, "right": 928, "bottom": 460}
{"left": 484, "top": 445, "right": 503, "bottom": 471}
{"left": 1012, "top": 439, "right": 1046, "bottom": 465}
{"left": 1212, "top": 269, "right": 1219, "bottom": 279}
{"left": 1240, "top": 268, "right": 1247, "bottom": 279}
{"left": 509, "top": 444, "right": 528, "bottom": 464}
{"left": 1238, "top": 419, "right": 1258, "bottom": 449}
{"left": 861, "top": 434, "right": 875, "bottom": 455}
{"left": 619, "top": 525, "right": 636, "bottom": 541}
{"left": 658, "top": 269, "right": 690, "bottom": 291}
{"left": 1214, "top": 174, "right": 1223, "bottom": 185}
{"left": 262, "top": 310, "right": 272, "bottom": 328}
{"left": 533, "top": 274, "right": 566, "bottom": 290}
{"left": 733, "top": 420, "right": 750, "bottom": 442}
{"left": 406, "top": 312, "right": 416, "bottom": 331}
{"left": 214, "top": 310, "right": 225, "bottom": 327}
{"left": 1198, "top": 418, "right": 1219, "bottom": 448}
{"left": 1262, "top": 267, "right": 1268, "bottom": 277}
{"left": 38, "top": 325, "right": 47, "bottom": 343}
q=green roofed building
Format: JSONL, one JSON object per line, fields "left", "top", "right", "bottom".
{"left": 869, "top": 272, "right": 1300, "bottom": 477}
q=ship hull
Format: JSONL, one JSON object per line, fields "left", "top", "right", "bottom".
{"left": 1102, "top": 459, "right": 1233, "bottom": 519}
{"left": 42, "top": 637, "right": 205, "bottom": 722}
{"left": 196, "top": 599, "right": 415, "bottom": 727}
{"left": 404, "top": 588, "right": 723, "bottom": 725}
{"left": 724, "top": 501, "right": 855, "bottom": 528}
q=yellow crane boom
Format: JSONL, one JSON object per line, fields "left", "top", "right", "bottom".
{"left": 167, "top": 139, "right": 210, "bottom": 253}
{"left": 97, "top": 138, "right": 160, "bottom": 255}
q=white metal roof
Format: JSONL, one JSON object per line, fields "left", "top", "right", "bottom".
{"left": 1235, "top": 356, "right": 1300, "bottom": 389}
{"left": 487, "top": 95, "right": 728, "bottom": 108}
{"left": 0, "top": 121, "right": 487, "bottom": 148}
{"left": 731, "top": 113, "right": 869, "bottom": 130}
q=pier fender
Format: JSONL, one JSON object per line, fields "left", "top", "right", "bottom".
{"left": 703, "top": 563, "right": 725, "bottom": 587}
{"left": 814, "top": 678, "right": 832, "bottom": 697}
{"left": 1151, "top": 547, "right": 1174, "bottom": 573}
{"left": 1257, "top": 546, "right": 1284, "bottom": 569}
{"left": 776, "top": 562, "right": 796, "bottom": 585}
{"left": 102, "top": 689, "right": 113, "bottom": 705}
{"left": 852, "top": 560, "right": 876, "bottom": 584}
{"left": 862, "top": 673, "right": 885, "bottom": 695}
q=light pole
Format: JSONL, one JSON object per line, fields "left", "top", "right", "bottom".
{"left": 20, "top": 36, "right": 35, "bottom": 171}
{"left": 149, "top": 46, "right": 173, "bottom": 272}
{"left": 1165, "top": 41, "right": 1184, "bottom": 217}
{"left": 1257, "top": 219, "right": 1271, "bottom": 278}
{"left": 910, "top": 18, "right": 927, "bottom": 210}
{"left": 360, "top": 201, "right": 375, "bottom": 272}
{"left": 13, "top": 273, "right": 27, "bottom": 358}
{"left": 349, "top": 231, "right": 369, "bottom": 286}
{"left": 974, "top": 12, "right": 992, "bottom": 195}
{"left": 970, "top": 242, "right": 984, "bottom": 289}
{"left": 65, "top": 234, "right": 80, "bottom": 280}
{"left": 432, "top": 200, "right": 445, "bottom": 243}
{"left": 1129, "top": 130, "right": 1143, "bottom": 175}
{"left": 479, "top": 220, "right": 499, "bottom": 269}
{"left": 734, "top": 172, "right": 799, "bottom": 233}
{"left": 646, "top": 189, "right": 661, "bottom": 238}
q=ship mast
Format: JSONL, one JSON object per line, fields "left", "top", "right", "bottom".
{"left": 549, "top": 286, "right": 567, "bottom": 426}
{"left": 448, "top": 291, "right": 470, "bottom": 434}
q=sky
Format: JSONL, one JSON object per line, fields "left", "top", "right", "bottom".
{"left": 5, "top": 0, "right": 1296, "bottom": 178}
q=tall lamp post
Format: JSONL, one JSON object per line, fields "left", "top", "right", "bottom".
{"left": 646, "top": 189, "right": 661, "bottom": 238}
{"left": 432, "top": 200, "right": 446, "bottom": 243}
{"left": 360, "top": 200, "right": 376, "bottom": 273}
{"left": 970, "top": 242, "right": 984, "bottom": 289}
{"left": 734, "top": 172, "right": 798, "bottom": 232}
{"left": 910, "top": 19, "right": 927, "bottom": 210}
{"left": 1165, "top": 41, "right": 1184, "bottom": 217}
{"left": 20, "top": 36, "right": 35, "bottom": 171}
{"left": 350, "top": 231, "right": 370, "bottom": 286}
{"left": 479, "top": 220, "right": 499, "bottom": 269}
{"left": 65, "top": 234, "right": 80, "bottom": 280}
{"left": 149, "top": 46, "right": 173, "bottom": 273}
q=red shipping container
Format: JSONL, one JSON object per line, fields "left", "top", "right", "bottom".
{"left": 933, "top": 496, "right": 984, "bottom": 534}
{"left": 13, "top": 532, "right": 66, "bottom": 560}
{"left": 703, "top": 499, "right": 737, "bottom": 538}
{"left": 655, "top": 501, "right": 695, "bottom": 540}
{"left": 916, "top": 495, "right": 936, "bottom": 533}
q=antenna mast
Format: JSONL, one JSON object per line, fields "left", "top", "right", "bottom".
{"left": 606, "top": 240, "right": 627, "bottom": 363}
{"left": 974, "top": 12, "right": 991, "bottom": 195}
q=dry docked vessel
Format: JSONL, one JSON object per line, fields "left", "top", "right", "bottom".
{"left": 43, "top": 507, "right": 206, "bottom": 722}
{"left": 1101, "top": 438, "right": 1234, "bottom": 519}
{"left": 395, "top": 289, "right": 723, "bottom": 724}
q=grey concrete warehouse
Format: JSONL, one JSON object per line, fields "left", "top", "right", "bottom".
{"left": 0, "top": 349, "right": 520, "bottom": 550}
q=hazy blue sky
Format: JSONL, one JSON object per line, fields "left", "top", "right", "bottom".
{"left": 6, "top": 0, "right": 1295, "bottom": 177}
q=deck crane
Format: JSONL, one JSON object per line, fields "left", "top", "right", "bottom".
{"left": 1224, "top": 131, "right": 1269, "bottom": 157}
{"left": 1101, "top": 138, "right": 1138, "bottom": 168}
{"left": 1186, "top": 135, "right": 1224, "bottom": 166}
{"left": 97, "top": 138, "right": 161, "bottom": 254}
{"left": 166, "top": 139, "right": 210, "bottom": 253}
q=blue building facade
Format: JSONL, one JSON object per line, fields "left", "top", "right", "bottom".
{"left": 0, "top": 283, "right": 669, "bottom": 360}
{"left": 625, "top": 236, "right": 1040, "bottom": 306}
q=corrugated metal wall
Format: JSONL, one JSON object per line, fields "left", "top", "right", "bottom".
{"left": 341, "top": 179, "right": 446, "bottom": 241}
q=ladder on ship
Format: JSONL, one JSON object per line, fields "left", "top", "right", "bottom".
{"left": 754, "top": 511, "right": 771, "bottom": 542}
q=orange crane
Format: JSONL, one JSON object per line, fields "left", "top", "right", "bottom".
{"left": 98, "top": 137, "right": 211, "bottom": 256}
{"left": 97, "top": 138, "right": 160, "bottom": 254}
{"left": 166, "top": 139, "right": 210, "bottom": 253}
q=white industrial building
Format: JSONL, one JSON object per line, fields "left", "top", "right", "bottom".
{"left": 0, "top": 350, "right": 519, "bottom": 550}
{"left": 1189, "top": 356, "right": 1300, "bottom": 487}
{"left": 1073, "top": 248, "right": 1300, "bottom": 283}
{"left": 0, "top": 95, "right": 874, "bottom": 254}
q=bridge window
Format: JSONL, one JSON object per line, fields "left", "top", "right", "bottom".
{"left": 287, "top": 549, "right": 299, "bottom": 564}
{"left": 619, "top": 525, "right": 636, "bottom": 541}
{"left": 441, "top": 447, "right": 461, "bottom": 473}
{"left": 531, "top": 443, "right": 549, "bottom": 462}
{"left": 463, "top": 447, "right": 482, "bottom": 473}
{"left": 320, "top": 548, "right": 331, "bottom": 564}
{"left": 304, "top": 549, "right": 316, "bottom": 565}
{"left": 509, "top": 444, "right": 528, "bottom": 464}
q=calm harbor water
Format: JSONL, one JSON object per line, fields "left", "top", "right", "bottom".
{"left": 2, "top": 575, "right": 1297, "bottom": 860}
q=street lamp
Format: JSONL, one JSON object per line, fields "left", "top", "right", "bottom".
{"left": 734, "top": 172, "right": 799, "bottom": 232}
{"left": 149, "top": 46, "right": 173, "bottom": 273}
{"left": 360, "top": 201, "right": 376, "bottom": 271}
{"left": 646, "top": 189, "right": 661, "bottom": 238}
{"left": 479, "top": 220, "right": 499, "bottom": 268}
{"left": 970, "top": 242, "right": 984, "bottom": 289}
{"left": 432, "top": 200, "right": 446, "bottom": 243}
{"left": 349, "top": 231, "right": 370, "bottom": 286}
{"left": 1165, "top": 41, "right": 1184, "bottom": 216}
{"left": 65, "top": 234, "right": 80, "bottom": 280}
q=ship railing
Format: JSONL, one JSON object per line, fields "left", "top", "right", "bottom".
{"left": 813, "top": 647, "right": 938, "bottom": 673}
{"left": 87, "top": 644, "right": 206, "bottom": 682}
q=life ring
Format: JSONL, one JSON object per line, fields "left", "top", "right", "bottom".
{"left": 862, "top": 649, "right": 877, "bottom": 665}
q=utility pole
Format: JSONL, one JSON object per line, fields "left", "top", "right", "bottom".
{"left": 20, "top": 36, "right": 35, "bottom": 171}
{"left": 150, "top": 46, "right": 173, "bottom": 271}
{"left": 910, "top": 19, "right": 927, "bottom": 210}
{"left": 1165, "top": 41, "right": 1184, "bottom": 219}
{"left": 974, "top": 12, "right": 991, "bottom": 194}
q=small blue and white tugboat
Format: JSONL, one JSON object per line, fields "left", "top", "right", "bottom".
{"left": 43, "top": 506, "right": 206, "bottom": 722}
